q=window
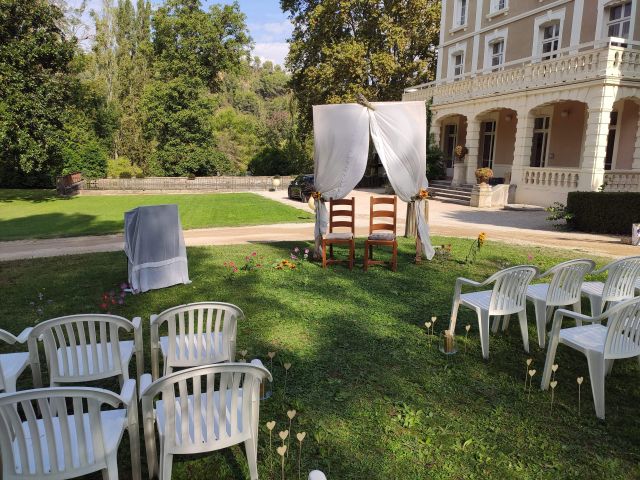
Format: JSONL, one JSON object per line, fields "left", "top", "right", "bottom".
{"left": 541, "top": 23, "right": 560, "bottom": 60}
{"left": 607, "top": 1, "right": 632, "bottom": 38}
{"left": 481, "top": 121, "right": 497, "bottom": 169}
{"left": 490, "top": 0, "right": 507, "bottom": 13}
{"left": 454, "top": 0, "right": 468, "bottom": 27}
{"left": 491, "top": 40, "right": 505, "bottom": 69}
{"left": 604, "top": 111, "right": 618, "bottom": 171}
{"left": 444, "top": 124, "right": 458, "bottom": 169}
{"left": 530, "top": 116, "right": 551, "bottom": 167}
{"left": 453, "top": 53, "right": 464, "bottom": 78}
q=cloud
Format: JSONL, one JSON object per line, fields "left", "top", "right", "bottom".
{"left": 249, "top": 20, "right": 293, "bottom": 43}
{"left": 253, "top": 42, "right": 289, "bottom": 66}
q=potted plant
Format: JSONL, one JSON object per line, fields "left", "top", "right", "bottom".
{"left": 475, "top": 167, "right": 494, "bottom": 184}
{"left": 454, "top": 145, "right": 468, "bottom": 162}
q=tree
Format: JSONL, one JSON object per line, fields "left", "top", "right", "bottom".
{"left": 282, "top": 0, "right": 440, "bottom": 131}
{"left": 152, "top": 0, "right": 251, "bottom": 90}
{"left": 0, "top": 0, "right": 76, "bottom": 186}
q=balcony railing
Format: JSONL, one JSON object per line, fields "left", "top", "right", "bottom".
{"left": 523, "top": 168, "right": 580, "bottom": 189}
{"left": 604, "top": 171, "right": 640, "bottom": 192}
{"left": 403, "top": 42, "right": 640, "bottom": 104}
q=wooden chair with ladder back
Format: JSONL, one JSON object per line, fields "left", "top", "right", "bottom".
{"left": 364, "top": 196, "right": 398, "bottom": 272}
{"left": 322, "top": 197, "right": 356, "bottom": 270}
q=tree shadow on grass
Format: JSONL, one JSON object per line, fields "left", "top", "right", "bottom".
{"left": 0, "top": 213, "right": 122, "bottom": 241}
{"left": 0, "top": 189, "right": 62, "bottom": 203}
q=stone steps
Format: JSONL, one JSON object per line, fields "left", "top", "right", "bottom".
{"left": 428, "top": 180, "right": 473, "bottom": 206}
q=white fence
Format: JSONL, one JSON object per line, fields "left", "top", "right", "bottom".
{"left": 85, "top": 176, "right": 295, "bottom": 192}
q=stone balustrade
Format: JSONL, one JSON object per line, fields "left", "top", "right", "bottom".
{"left": 523, "top": 168, "right": 580, "bottom": 189}
{"left": 604, "top": 171, "right": 640, "bottom": 192}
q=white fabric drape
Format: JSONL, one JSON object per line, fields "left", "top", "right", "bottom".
{"left": 124, "top": 204, "right": 191, "bottom": 293}
{"left": 368, "top": 101, "right": 435, "bottom": 260}
{"left": 312, "top": 100, "right": 434, "bottom": 260}
{"left": 312, "top": 104, "right": 370, "bottom": 253}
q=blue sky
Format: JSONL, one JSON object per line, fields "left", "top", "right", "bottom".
{"left": 72, "top": 0, "right": 292, "bottom": 65}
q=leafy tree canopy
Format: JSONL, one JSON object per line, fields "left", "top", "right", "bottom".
{"left": 282, "top": 0, "right": 440, "bottom": 130}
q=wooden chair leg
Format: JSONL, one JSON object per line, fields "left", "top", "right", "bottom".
{"left": 363, "top": 242, "right": 369, "bottom": 272}
{"left": 349, "top": 240, "right": 354, "bottom": 270}
{"left": 392, "top": 241, "right": 398, "bottom": 272}
{"left": 330, "top": 244, "right": 334, "bottom": 260}
{"left": 322, "top": 240, "right": 327, "bottom": 269}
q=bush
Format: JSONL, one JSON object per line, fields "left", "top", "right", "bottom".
{"left": 426, "top": 134, "right": 446, "bottom": 180}
{"left": 566, "top": 192, "right": 640, "bottom": 234}
{"left": 107, "top": 157, "right": 143, "bottom": 179}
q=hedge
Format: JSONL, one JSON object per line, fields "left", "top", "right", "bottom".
{"left": 566, "top": 192, "right": 640, "bottom": 235}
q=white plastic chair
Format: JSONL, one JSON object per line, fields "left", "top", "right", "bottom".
{"left": 635, "top": 277, "right": 640, "bottom": 294}
{"left": 526, "top": 259, "right": 595, "bottom": 348}
{"left": 0, "top": 381, "right": 140, "bottom": 479}
{"left": 27, "top": 314, "right": 143, "bottom": 388}
{"left": 0, "top": 328, "right": 32, "bottom": 392}
{"left": 150, "top": 302, "right": 243, "bottom": 380}
{"left": 541, "top": 296, "right": 640, "bottom": 419}
{"left": 449, "top": 265, "right": 539, "bottom": 359}
{"left": 580, "top": 256, "right": 640, "bottom": 316}
{"left": 140, "top": 361, "right": 271, "bottom": 480}
{"left": 309, "top": 471, "right": 327, "bottom": 480}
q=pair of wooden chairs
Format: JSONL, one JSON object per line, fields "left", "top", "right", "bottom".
{"left": 321, "top": 196, "right": 398, "bottom": 271}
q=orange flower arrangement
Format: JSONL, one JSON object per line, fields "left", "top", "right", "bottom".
{"left": 412, "top": 188, "right": 429, "bottom": 201}
{"left": 311, "top": 191, "right": 323, "bottom": 200}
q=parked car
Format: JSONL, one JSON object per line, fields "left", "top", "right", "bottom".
{"left": 288, "top": 174, "right": 315, "bottom": 202}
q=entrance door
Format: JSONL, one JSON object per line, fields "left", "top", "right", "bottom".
{"left": 480, "top": 121, "right": 496, "bottom": 169}
{"left": 443, "top": 123, "right": 458, "bottom": 178}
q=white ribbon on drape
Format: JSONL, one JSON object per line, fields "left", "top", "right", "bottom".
{"left": 312, "top": 101, "right": 434, "bottom": 260}
{"left": 312, "top": 104, "right": 370, "bottom": 254}
{"left": 368, "top": 101, "right": 435, "bottom": 260}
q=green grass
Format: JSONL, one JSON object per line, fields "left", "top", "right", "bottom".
{"left": 0, "top": 189, "right": 313, "bottom": 241}
{"left": 1, "top": 238, "right": 639, "bottom": 479}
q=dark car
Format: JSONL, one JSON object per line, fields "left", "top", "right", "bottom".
{"left": 287, "top": 174, "right": 315, "bottom": 202}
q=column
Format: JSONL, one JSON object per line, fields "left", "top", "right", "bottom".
{"left": 463, "top": 119, "right": 482, "bottom": 185}
{"left": 429, "top": 119, "right": 441, "bottom": 151}
{"left": 578, "top": 105, "right": 613, "bottom": 191}
{"left": 510, "top": 108, "right": 534, "bottom": 186}
{"left": 632, "top": 111, "right": 640, "bottom": 171}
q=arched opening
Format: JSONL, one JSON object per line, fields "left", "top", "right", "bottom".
{"left": 474, "top": 108, "right": 517, "bottom": 182}
{"left": 436, "top": 114, "right": 467, "bottom": 179}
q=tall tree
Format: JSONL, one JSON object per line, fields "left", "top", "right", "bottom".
{"left": 0, "top": 0, "right": 76, "bottom": 186}
{"left": 282, "top": 0, "right": 440, "bottom": 130}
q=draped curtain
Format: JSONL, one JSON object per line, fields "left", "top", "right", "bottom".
{"left": 312, "top": 101, "right": 434, "bottom": 260}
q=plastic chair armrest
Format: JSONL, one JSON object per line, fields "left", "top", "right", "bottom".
{"left": 16, "top": 327, "right": 33, "bottom": 344}
{"left": 119, "top": 378, "right": 137, "bottom": 407}
{"left": 139, "top": 373, "right": 153, "bottom": 400}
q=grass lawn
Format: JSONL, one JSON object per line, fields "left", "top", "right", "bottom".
{"left": 1, "top": 237, "right": 639, "bottom": 479}
{"left": 0, "top": 189, "right": 313, "bottom": 241}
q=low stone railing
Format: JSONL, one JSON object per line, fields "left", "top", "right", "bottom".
{"left": 522, "top": 168, "right": 580, "bottom": 189}
{"left": 403, "top": 44, "right": 640, "bottom": 105}
{"left": 604, "top": 170, "right": 640, "bottom": 192}
{"left": 85, "top": 176, "right": 295, "bottom": 192}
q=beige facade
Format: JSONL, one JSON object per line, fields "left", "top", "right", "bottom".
{"left": 406, "top": 0, "right": 640, "bottom": 206}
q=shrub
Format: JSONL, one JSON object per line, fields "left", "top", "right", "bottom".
{"left": 566, "top": 192, "right": 640, "bottom": 234}
{"left": 119, "top": 171, "right": 132, "bottom": 179}
{"left": 427, "top": 134, "right": 446, "bottom": 180}
{"left": 107, "top": 157, "right": 143, "bottom": 179}
{"left": 61, "top": 136, "right": 108, "bottom": 179}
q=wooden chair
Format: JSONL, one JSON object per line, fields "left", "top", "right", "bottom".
{"left": 364, "top": 196, "right": 398, "bottom": 272}
{"left": 322, "top": 198, "right": 355, "bottom": 270}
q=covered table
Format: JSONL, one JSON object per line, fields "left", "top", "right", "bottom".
{"left": 124, "top": 204, "right": 190, "bottom": 293}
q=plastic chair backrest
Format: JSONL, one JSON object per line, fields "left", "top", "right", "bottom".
{"left": 604, "top": 297, "right": 640, "bottom": 359}
{"left": 29, "top": 314, "right": 133, "bottom": 385}
{"left": 0, "top": 387, "right": 120, "bottom": 478}
{"left": 142, "top": 363, "right": 270, "bottom": 455}
{"left": 0, "top": 329, "right": 16, "bottom": 391}
{"left": 602, "top": 256, "right": 640, "bottom": 304}
{"left": 489, "top": 265, "right": 539, "bottom": 315}
{"left": 545, "top": 259, "right": 596, "bottom": 306}
{"left": 155, "top": 302, "right": 242, "bottom": 367}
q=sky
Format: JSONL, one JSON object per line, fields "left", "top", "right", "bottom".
{"left": 70, "top": 0, "right": 292, "bottom": 66}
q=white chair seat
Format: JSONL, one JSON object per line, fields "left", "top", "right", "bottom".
{"left": 367, "top": 232, "right": 395, "bottom": 241}
{"left": 526, "top": 283, "right": 549, "bottom": 302}
{"left": 0, "top": 352, "right": 29, "bottom": 388}
{"left": 12, "top": 410, "right": 126, "bottom": 475}
{"left": 459, "top": 290, "right": 492, "bottom": 310}
{"left": 559, "top": 324, "right": 607, "bottom": 353}
{"left": 155, "top": 390, "right": 247, "bottom": 448}
{"left": 324, "top": 232, "right": 353, "bottom": 240}
{"left": 159, "top": 333, "right": 227, "bottom": 364}
{"left": 581, "top": 281, "right": 604, "bottom": 297}
{"left": 55, "top": 340, "right": 134, "bottom": 378}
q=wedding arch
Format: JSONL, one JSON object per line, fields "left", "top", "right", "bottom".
{"left": 312, "top": 99, "right": 435, "bottom": 261}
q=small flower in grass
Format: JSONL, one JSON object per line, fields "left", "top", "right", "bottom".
{"left": 100, "top": 303, "right": 108, "bottom": 310}
{"left": 304, "top": 248, "right": 309, "bottom": 254}
{"left": 527, "top": 253, "right": 534, "bottom": 262}
{"left": 291, "top": 254, "right": 298, "bottom": 261}
{"left": 233, "top": 267, "right": 238, "bottom": 273}
{"left": 252, "top": 251, "right": 257, "bottom": 256}
{"left": 120, "top": 282, "right": 128, "bottom": 290}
